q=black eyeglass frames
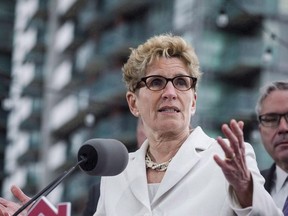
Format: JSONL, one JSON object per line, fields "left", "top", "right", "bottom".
{"left": 136, "top": 75, "right": 197, "bottom": 91}
{"left": 258, "top": 112, "right": 288, "bottom": 127}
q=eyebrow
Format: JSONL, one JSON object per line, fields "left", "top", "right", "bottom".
{"left": 261, "top": 112, "right": 288, "bottom": 115}
{"left": 148, "top": 73, "right": 190, "bottom": 77}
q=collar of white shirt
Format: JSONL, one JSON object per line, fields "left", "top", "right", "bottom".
{"left": 275, "top": 165, "right": 288, "bottom": 193}
{"left": 271, "top": 165, "right": 288, "bottom": 209}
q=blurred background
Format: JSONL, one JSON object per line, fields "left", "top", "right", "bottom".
{"left": 0, "top": 0, "right": 287, "bottom": 215}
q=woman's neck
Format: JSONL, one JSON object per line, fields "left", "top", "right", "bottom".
{"left": 147, "top": 131, "right": 190, "bottom": 163}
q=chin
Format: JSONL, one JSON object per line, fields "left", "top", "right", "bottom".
{"left": 161, "top": 122, "right": 183, "bottom": 131}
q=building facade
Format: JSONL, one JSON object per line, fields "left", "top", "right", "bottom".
{"left": 0, "top": 0, "right": 15, "bottom": 196}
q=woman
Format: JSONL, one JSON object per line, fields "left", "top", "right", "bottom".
{"left": 94, "top": 34, "right": 282, "bottom": 215}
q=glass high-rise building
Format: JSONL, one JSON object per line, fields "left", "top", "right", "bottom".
{"left": 0, "top": 0, "right": 15, "bottom": 196}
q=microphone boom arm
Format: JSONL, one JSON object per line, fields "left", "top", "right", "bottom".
{"left": 12, "top": 157, "right": 87, "bottom": 216}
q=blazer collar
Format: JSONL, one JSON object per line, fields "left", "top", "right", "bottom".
{"left": 262, "top": 164, "right": 276, "bottom": 193}
{"left": 126, "top": 126, "right": 214, "bottom": 208}
{"left": 152, "top": 126, "right": 214, "bottom": 203}
{"left": 126, "top": 140, "right": 150, "bottom": 209}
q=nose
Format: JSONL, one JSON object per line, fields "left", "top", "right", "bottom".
{"left": 278, "top": 116, "right": 288, "bottom": 133}
{"left": 162, "top": 81, "right": 177, "bottom": 99}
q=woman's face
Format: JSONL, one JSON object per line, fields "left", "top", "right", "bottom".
{"left": 126, "top": 57, "right": 197, "bottom": 137}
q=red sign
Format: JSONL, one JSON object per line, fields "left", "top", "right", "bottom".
{"left": 28, "top": 196, "right": 71, "bottom": 216}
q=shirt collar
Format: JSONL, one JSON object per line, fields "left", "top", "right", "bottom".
{"left": 275, "top": 165, "right": 288, "bottom": 192}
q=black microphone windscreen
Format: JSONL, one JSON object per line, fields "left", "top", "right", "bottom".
{"left": 77, "top": 138, "right": 129, "bottom": 176}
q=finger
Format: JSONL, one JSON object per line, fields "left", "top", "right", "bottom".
{"left": 0, "top": 198, "right": 11, "bottom": 207}
{"left": 224, "top": 153, "right": 236, "bottom": 162}
{"left": 0, "top": 199, "right": 18, "bottom": 216}
{"left": 216, "top": 136, "right": 235, "bottom": 159}
{"left": 229, "top": 120, "right": 245, "bottom": 150}
{"left": 213, "top": 155, "right": 225, "bottom": 168}
{"left": 238, "top": 120, "right": 244, "bottom": 130}
{"left": 221, "top": 124, "right": 238, "bottom": 150}
{"left": 221, "top": 122, "right": 244, "bottom": 156}
{"left": 11, "top": 186, "right": 30, "bottom": 204}
{"left": 229, "top": 121, "right": 249, "bottom": 173}
{"left": 0, "top": 203, "right": 7, "bottom": 212}
{"left": 0, "top": 199, "right": 20, "bottom": 211}
{"left": 0, "top": 208, "right": 6, "bottom": 216}
{"left": 0, "top": 206, "right": 12, "bottom": 216}
{"left": 215, "top": 138, "right": 240, "bottom": 171}
{"left": 213, "top": 154, "right": 237, "bottom": 174}
{"left": 216, "top": 137, "right": 238, "bottom": 167}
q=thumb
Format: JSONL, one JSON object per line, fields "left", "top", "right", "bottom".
{"left": 10, "top": 185, "right": 31, "bottom": 205}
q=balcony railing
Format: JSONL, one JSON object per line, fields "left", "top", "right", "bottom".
{"left": 214, "top": 0, "right": 279, "bottom": 34}
{"left": 91, "top": 112, "right": 137, "bottom": 147}
{"left": 19, "top": 99, "right": 42, "bottom": 131}
{"left": 220, "top": 38, "right": 263, "bottom": 72}
{"left": 32, "top": 0, "right": 48, "bottom": 17}
{"left": 22, "top": 65, "right": 44, "bottom": 97}
{"left": 17, "top": 134, "right": 41, "bottom": 165}
{"left": 51, "top": 71, "right": 127, "bottom": 138}
{"left": 22, "top": 165, "right": 41, "bottom": 195}
{"left": 23, "top": 29, "right": 47, "bottom": 64}
{"left": 55, "top": 21, "right": 86, "bottom": 53}
{"left": 111, "top": 0, "right": 152, "bottom": 16}
{"left": 98, "top": 22, "right": 147, "bottom": 57}
{"left": 0, "top": 110, "right": 8, "bottom": 130}
{"left": 58, "top": 0, "right": 86, "bottom": 19}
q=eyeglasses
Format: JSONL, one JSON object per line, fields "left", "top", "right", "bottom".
{"left": 136, "top": 75, "right": 197, "bottom": 91}
{"left": 258, "top": 112, "right": 288, "bottom": 127}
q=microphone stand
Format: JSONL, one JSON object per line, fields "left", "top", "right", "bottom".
{"left": 13, "top": 156, "right": 87, "bottom": 216}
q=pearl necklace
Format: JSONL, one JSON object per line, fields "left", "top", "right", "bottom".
{"left": 145, "top": 150, "right": 173, "bottom": 172}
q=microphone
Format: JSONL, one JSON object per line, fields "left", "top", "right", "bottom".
{"left": 13, "top": 138, "right": 129, "bottom": 216}
{"left": 78, "top": 138, "right": 129, "bottom": 176}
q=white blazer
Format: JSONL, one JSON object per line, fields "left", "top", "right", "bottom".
{"left": 94, "top": 127, "right": 282, "bottom": 216}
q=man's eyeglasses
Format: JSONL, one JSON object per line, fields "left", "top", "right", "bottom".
{"left": 258, "top": 112, "right": 288, "bottom": 127}
{"left": 136, "top": 75, "right": 197, "bottom": 91}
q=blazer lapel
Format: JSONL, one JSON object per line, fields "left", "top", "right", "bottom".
{"left": 126, "top": 141, "right": 151, "bottom": 210}
{"left": 152, "top": 127, "right": 215, "bottom": 203}
{"left": 261, "top": 163, "right": 276, "bottom": 193}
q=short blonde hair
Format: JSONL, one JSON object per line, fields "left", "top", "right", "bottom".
{"left": 122, "top": 34, "right": 202, "bottom": 92}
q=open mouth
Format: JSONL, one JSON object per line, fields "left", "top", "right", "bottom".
{"left": 158, "top": 106, "right": 180, "bottom": 113}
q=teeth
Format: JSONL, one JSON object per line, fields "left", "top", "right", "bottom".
{"left": 161, "top": 108, "right": 178, "bottom": 112}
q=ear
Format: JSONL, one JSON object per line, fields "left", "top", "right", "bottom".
{"left": 191, "top": 92, "right": 197, "bottom": 116}
{"left": 126, "top": 91, "right": 140, "bottom": 117}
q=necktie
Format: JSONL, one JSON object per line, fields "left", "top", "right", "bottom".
{"left": 283, "top": 196, "right": 288, "bottom": 216}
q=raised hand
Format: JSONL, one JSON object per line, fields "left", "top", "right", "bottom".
{"left": 0, "top": 185, "right": 31, "bottom": 216}
{"left": 213, "top": 119, "right": 253, "bottom": 207}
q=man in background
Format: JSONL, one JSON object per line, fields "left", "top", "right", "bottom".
{"left": 256, "top": 81, "right": 288, "bottom": 213}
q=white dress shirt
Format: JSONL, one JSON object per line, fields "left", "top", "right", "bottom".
{"left": 271, "top": 166, "right": 288, "bottom": 209}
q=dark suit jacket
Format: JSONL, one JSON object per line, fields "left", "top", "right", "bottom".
{"left": 82, "top": 182, "right": 101, "bottom": 216}
{"left": 261, "top": 163, "right": 276, "bottom": 194}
